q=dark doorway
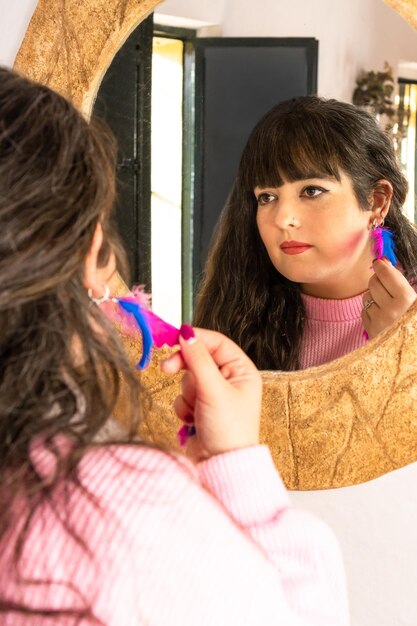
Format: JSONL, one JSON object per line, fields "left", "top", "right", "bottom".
{"left": 193, "top": 38, "right": 318, "bottom": 283}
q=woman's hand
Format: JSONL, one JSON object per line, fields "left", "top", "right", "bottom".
{"left": 362, "top": 258, "right": 417, "bottom": 340}
{"left": 161, "top": 327, "right": 262, "bottom": 461}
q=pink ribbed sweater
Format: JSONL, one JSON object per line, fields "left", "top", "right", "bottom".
{"left": 0, "top": 444, "right": 349, "bottom": 625}
{"left": 300, "top": 292, "right": 366, "bottom": 369}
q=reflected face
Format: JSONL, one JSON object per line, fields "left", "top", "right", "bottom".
{"left": 255, "top": 172, "right": 374, "bottom": 298}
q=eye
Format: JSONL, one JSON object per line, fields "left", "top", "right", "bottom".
{"left": 301, "top": 185, "right": 328, "bottom": 198}
{"left": 256, "top": 192, "right": 277, "bottom": 206}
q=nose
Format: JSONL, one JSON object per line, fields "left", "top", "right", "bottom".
{"left": 287, "top": 215, "right": 300, "bottom": 228}
{"left": 271, "top": 201, "right": 300, "bottom": 229}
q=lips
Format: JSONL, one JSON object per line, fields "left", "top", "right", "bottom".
{"left": 280, "top": 241, "right": 312, "bottom": 255}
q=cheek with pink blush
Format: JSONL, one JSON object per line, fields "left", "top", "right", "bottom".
{"left": 329, "top": 225, "right": 370, "bottom": 257}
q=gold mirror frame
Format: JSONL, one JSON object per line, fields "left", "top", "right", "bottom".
{"left": 14, "top": 0, "right": 417, "bottom": 490}
{"left": 14, "top": 0, "right": 162, "bottom": 117}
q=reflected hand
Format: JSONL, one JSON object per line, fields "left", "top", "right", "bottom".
{"left": 362, "top": 257, "right": 417, "bottom": 339}
{"left": 161, "top": 327, "right": 262, "bottom": 461}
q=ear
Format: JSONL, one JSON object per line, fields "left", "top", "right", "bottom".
{"left": 368, "top": 179, "right": 393, "bottom": 226}
{"left": 83, "top": 223, "right": 104, "bottom": 293}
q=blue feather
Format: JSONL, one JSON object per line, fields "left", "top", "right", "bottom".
{"left": 381, "top": 229, "right": 397, "bottom": 266}
{"left": 117, "top": 299, "right": 153, "bottom": 369}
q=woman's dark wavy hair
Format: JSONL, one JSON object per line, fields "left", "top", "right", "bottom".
{"left": 0, "top": 67, "right": 149, "bottom": 622}
{"left": 194, "top": 96, "right": 417, "bottom": 371}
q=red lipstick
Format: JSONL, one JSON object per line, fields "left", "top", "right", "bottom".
{"left": 280, "top": 241, "right": 312, "bottom": 255}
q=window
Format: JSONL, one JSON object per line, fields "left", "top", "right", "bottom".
{"left": 397, "top": 79, "right": 417, "bottom": 222}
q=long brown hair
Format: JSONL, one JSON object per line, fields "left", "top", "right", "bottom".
{"left": 0, "top": 67, "right": 146, "bottom": 622}
{"left": 194, "top": 96, "right": 417, "bottom": 370}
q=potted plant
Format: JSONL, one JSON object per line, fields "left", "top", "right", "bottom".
{"left": 352, "top": 61, "right": 396, "bottom": 119}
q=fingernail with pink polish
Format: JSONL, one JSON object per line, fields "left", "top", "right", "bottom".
{"left": 180, "top": 324, "right": 196, "bottom": 342}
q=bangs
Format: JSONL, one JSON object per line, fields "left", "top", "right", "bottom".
{"left": 242, "top": 111, "right": 344, "bottom": 190}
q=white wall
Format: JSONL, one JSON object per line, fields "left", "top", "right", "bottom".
{"left": 156, "top": 0, "right": 417, "bottom": 101}
{"left": 5, "top": 0, "right": 417, "bottom": 102}
{"left": 291, "top": 463, "right": 417, "bottom": 626}
{"left": 0, "top": 0, "right": 38, "bottom": 67}
{"left": 156, "top": 0, "right": 226, "bottom": 26}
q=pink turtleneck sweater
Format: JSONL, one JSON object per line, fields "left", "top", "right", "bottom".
{"left": 300, "top": 292, "right": 366, "bottom": 369}
{"left": 0, "top": 443, "right": 349, "bottom": 626}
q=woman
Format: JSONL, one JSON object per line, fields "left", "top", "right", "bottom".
{"left": 194, "top": 96, "right": 417, "bottom": 370}
{"left": 0, "top": 67, "right": 348, "bottom": 625}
